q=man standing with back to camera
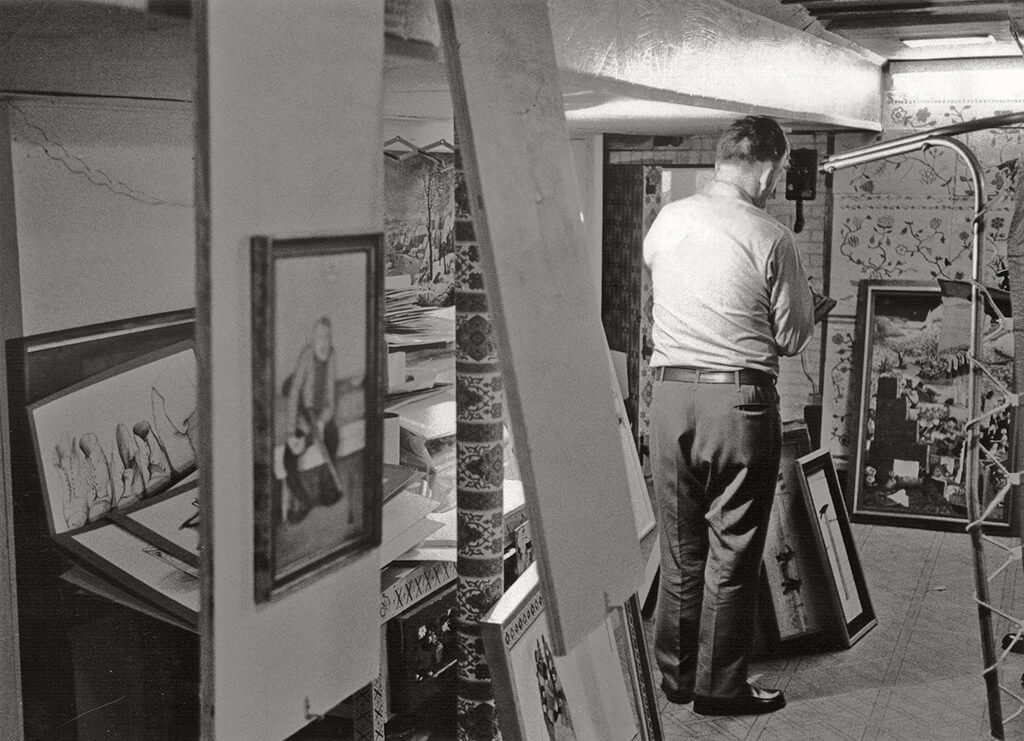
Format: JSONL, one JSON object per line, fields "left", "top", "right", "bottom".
{"left": 643, "top": 116, "right": 815, "bottom": 715}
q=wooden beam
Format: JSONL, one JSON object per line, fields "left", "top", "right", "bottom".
{"left": 436, "top": 0, "right": 642, "bottom": 653}
{"left": 0, "top": 101, "right": 25, "bottom": 741}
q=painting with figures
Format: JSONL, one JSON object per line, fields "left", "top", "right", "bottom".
{"left": 28, "top": 342, "right": 198, "bottom": 536}
{"left": 847, "top": 281, "right": 1013, "bottom": 531}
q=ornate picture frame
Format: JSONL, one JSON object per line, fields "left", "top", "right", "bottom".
{"left": 760, "top": 424, "right": 837, "bottom": 646}
{"left": 847, "top": 280, "right": 1013, "bottom": 532}
{"left": 480, "top": 564, "right": 660, "bottom": 741}
{"left": 251, "top": 234, "right": 384, "bottom": 602}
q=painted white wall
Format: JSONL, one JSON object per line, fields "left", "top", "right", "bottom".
{"left": 570, "top": 134, "right": 603, "bottom": 299}
{"left": 8, "top": 99, "right": 195, "bottom": 335}
{"left": 201, "top": 3, "right": 384, "bottom": 739}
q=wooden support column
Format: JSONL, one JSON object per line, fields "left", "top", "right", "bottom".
{"left": 453, "top": 136, "right": 504, "bottom": 740}
{"left": 196, "top": 4, "right": 384, "bottom": 738}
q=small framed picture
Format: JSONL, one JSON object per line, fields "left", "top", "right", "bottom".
{"left": 760, "top": 425, "right": 837, "bottom": 645}
{"left": 481, "top": 563, "right": 659, "bottom": 741}
{"left": 796, "top": 449, "right": 877, "bottom": 647}
{"left": 251, "top": 233, "right": 384, "bottom": 602}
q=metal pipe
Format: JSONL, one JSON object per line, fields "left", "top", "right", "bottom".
{"left": 821, "top": 111, "right": 1024, "bottom": 174}
{"left": 822, "top": 127, "right": 1007, "bottom": 738}
{"left": 935, "top": 136, "right": 1005, "bottom": 741}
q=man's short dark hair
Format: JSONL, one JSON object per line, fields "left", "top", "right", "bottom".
{"left": 716, "top": 116, "right": 789, "bottom": 165}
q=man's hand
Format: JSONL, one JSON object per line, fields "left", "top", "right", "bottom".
{"left": 810, "top": 284, "right": 836, "bottom": 324}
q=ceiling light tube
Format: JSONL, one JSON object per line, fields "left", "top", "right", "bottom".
{"left": 901, "top": 35, "right": 996, "bottom": 48}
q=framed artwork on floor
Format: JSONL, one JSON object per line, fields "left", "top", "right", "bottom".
{"left": 847, "top": 280, "right": 1013, "bottom": 532}
{"left": 481, "top": 563, "right": 660, "bottom": 741}
{"left": 251, "top": 233, "right": 384, "bottom": 602}
{"left": 618, "top": 593, "right": 663, "bottom": 741}
{"left": 796, "top": 449, "right": 877, "bottom": 647}
{"left": 760, "top": 424, "right": 837, "bottom": 645}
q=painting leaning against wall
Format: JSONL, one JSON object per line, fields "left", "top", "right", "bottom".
{"left": 846, "top": 281, "right": 1013, "bottom": 532}
{"left": 384, "top": 150, "right": 456, "bottom": 306}
{"left": 824, "top": 96, "right": 1022, "bottom": 490}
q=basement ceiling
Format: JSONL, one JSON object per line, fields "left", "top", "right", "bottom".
{"left": 6, "top": 1, "right": 1019, "bottom": 138}
{"left": 781, "top": 0, "right": 1024, "bottom": 60}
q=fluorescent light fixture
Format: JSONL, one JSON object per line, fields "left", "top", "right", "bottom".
{"left": 901, "top": 34, "right": 996, "bottom": 48}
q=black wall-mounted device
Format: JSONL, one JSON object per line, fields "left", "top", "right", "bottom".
{"left": 785, "top": 148, "right": 818, "bottom": 233}
{"left": 786, "top": 148, "right": 818, "bottom": 202}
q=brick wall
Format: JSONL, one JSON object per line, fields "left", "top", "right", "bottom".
{"left": 601, "top": 164, "right": 645, "bottom": 430}
{"left": 607, "top": 131, "right": 832, "bottom": 427}
{"left": 767, "top": 133, "right": 830, "bottom": 426}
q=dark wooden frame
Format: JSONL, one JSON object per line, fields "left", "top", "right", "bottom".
{"left": 797, "top": 449, "right": 877, "bottom": 648}
{"left": 251, "top": 233, "right": 384, "bottom": 602}
{"left": 848, "top": 280, "right": 1013, "bottom": 533}
{"left": 620, "top": 593, "right": 664, "bottom": 741}
{"left": 759, "top": 425, "right": 837, "bottom": 646}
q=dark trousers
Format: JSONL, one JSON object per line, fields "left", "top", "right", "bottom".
{"left": 283, "top": 419, "right": 340, "bottom": 511}
{"left": 650, "top": 378, "right": 781, "bottom": 699}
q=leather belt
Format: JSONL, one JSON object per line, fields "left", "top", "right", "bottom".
{"left": 655, "top": 366, "right": 776, "bottom": 386}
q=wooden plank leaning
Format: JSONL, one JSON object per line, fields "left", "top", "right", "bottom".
{"left": 435, "top": 0, "right": 642, "bottom": 653}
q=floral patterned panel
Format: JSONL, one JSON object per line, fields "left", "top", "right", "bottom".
{"left": 832, "top": 145, "right": 960, "bottom": 198}
{"left": 830, "top": 195, "right": 984, "bottom": 315}
{"left": 636, "top": 166, "right": 662, "bottom": 448}
{"left": 820, "top": 317, "right": 857, "bottom": 470}
{"left": 824, "top": 95, "right": 1022, "bottom": 468}
{"left": 962, "top": 125, "right": 1022, "bottom": 206}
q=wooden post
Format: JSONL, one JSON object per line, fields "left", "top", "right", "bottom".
{"left": 453, "top": 135, "right": 504, "bottom": 740}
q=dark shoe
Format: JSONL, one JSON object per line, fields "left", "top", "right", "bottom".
{"left": 693, "top": 684, "right": 785, "bottom": 716}
{"left": 661, "top": 684, "right": 693, "bottom": 705}
{"left": 287, "top": 497, "right": 313, "bottom": 524}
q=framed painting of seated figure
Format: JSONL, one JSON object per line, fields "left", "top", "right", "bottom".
{"left": 251, "top": 233, "right": 384, "bottom": 602}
